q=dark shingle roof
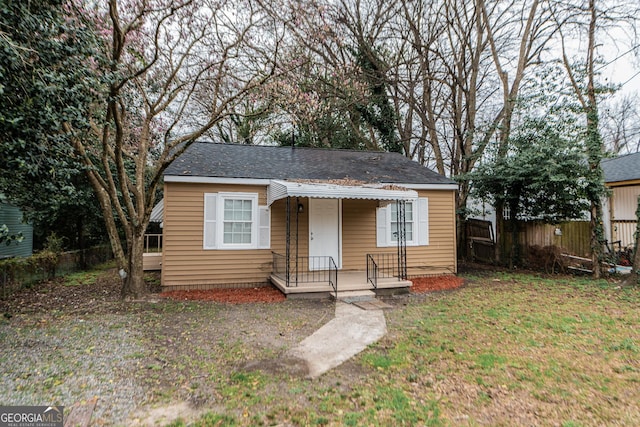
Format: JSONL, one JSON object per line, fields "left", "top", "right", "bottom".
{"left": 601, "top": 152, "right": 640, "bottom": 184}
{"left": 165, "top": 143, "right": 455, "bottom": 185}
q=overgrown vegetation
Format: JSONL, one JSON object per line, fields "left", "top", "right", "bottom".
{"left": 0, "top": 236, "right": 113, "bottom": 298}
{"left": 0, "top": 250, "right": 58, "bottom": 290}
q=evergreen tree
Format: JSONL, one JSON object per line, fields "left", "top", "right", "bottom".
{"left": 0, "top": 0, "right": 105, "bottom": 249}
{"left": 471, "top": 119, "right": 590, "bottom": 267}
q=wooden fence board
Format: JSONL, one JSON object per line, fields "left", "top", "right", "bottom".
{"left": 500, "top": 220, "right": 591, "bottom": 259}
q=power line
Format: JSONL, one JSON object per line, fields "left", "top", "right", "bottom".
{"left": 596, "top": 44, "right": 640, "bottom": 72}
{"left": 620, "top": 69, "right": 640, "bottom": 88}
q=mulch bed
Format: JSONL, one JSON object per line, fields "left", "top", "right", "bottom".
{"left": 159, "top": 276, "right": 465, "bottom": 303}
{"left": 410, "top": 275, "right": 465, "bottom": 293}
{"left": 160, "top": 286, "right": 287, "bottom": 304}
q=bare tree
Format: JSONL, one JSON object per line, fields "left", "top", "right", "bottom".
{"left": 385, "top": 0, "right": 555, "bottom": 257}
{"left": 66, "top": 0, "right": 279, "bottom": 298}
{"left": 601, "top": 94, "right": 640, "bottom": 154}
{"left": 387, "top": 0, "right": 448, "bottom": 172}
{"left": 479, "top": 0, "right": 557, "bottom": 262}
{"left": 553, "top": 0, "right": 639, "bottom": 278}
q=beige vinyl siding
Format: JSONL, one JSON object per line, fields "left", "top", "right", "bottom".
{"left": 162, "top": 183, "right": 457, "bottom": 289}
{"left": 162, "top": 183, "right": 273, "bottom": 289}
{"left": 270, "top": 198, "right": 310, "bottom": 257}
{"left": 342, "top": 199, "right": 378, "bottom": 269}
{"left": 341, "top": 191, "right": 456, "bottom": 274}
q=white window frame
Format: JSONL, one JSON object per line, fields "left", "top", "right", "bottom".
{"left": 377, "top": 198, "right": 429, "bottom": 248}
{"left": 204, "top": 192, "right": 270, "bottom": 250}
{"left": 390, "top": 201, "right": 417, "bottom": 245}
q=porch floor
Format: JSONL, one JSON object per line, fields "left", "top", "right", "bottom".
{"left": 270, "top": 270, "right": 412, "bottom": 297}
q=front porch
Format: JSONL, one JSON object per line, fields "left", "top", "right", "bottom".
{"left": 270, "top": 252, "right": 412, "bottom": 298}
{"left": 270, "top": 270, "right": 412, "bottom": 297}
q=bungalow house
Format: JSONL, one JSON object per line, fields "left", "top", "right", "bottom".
{"left": 601, "top": 152, "right": 640, "bottom": 248}
{"left": 160, "top": 143, "right": 458, "bottom": 296}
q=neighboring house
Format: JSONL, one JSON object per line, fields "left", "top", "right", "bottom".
{"left": 160, "top": 143, "right": 458, "bottom": 296}
{"left": 0, "top": 195, "right": 33, "bottom": 258}
{"left": 601, "top": 152, "right": 640, "bottom": 248}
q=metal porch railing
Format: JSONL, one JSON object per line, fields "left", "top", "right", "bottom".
{"left": 366, "top": 254, "right": 378, "bottom": 290}
{"left": 144, "top": 234, "right": 163, "bottom": 253}
{"left": 328, "top": 257, "right": 338, "bottom": 298}
{"left": 365, "top": 253, "right": 405, "bottom": 286}
{"left": 272, "top": 252, "right": 338, "bottom": 296}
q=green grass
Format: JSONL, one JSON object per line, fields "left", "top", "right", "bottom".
{"left": 171, "top": 271, "right": 639, "bottom": 426}
{"left": 5, "top": 267, "right": 639, "bottom": 426}
{"left": 61, "top": 260, "right": 115, "bottom": 286}
{"left": 62, "top": 270, "right": 103, "bottom": 286}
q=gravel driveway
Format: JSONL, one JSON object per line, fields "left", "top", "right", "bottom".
{"left": 0, "top": 270, "right": 334, "bottom": 425}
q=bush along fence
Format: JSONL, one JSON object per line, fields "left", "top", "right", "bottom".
{"left": 0, "top": 245, "right": 113, "bottom": 298}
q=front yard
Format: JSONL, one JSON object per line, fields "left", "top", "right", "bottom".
{"left": 0, "top": 268, "right": 638, "bottom": 426}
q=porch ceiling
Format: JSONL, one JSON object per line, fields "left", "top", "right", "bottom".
{"left": 267, "top": 179, "right": 418, "bottom": 206}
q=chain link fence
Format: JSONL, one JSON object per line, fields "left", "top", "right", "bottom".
{"left": 0, "top": 245, "right": 113, "bottom": 299}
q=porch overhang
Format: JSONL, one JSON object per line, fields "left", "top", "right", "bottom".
{"left": 267, "top": 180, "right": 418, "bottom": 206}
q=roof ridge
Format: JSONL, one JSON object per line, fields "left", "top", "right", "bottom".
{"left": 601, "top": 151, "right": 640, "bottom": 163}
{"left": 192, "top": 140, "right": 391, "bottom": 155}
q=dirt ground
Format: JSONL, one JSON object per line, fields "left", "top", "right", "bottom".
{"left": 0, "top": 270, "right": 464, "bottom": 425}
{"left": 1, "top": 270, "right": 462, "bottom": 313}
{"left": 1, "top": 268, "right": 638, "bottom": 426}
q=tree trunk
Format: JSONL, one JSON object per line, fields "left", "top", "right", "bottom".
{"left": 509, "top": 201, "right": 519, "bottom": 269}
{"left": 457, "top": 214, "right": 467, "bottom": 261}
{"left": 584, "top": 0, "right": 604, "bottom": 279}
{"left": 556, "top": 0, "right": 606, "bottom": 279}
{"left": 589, "top": 201, "right": 604, "bottom": 278}
{"left": 456, "top": 181, "right": 471, "bottom": 260}
{"left": 622, "top": 194, "right": 640, "bottom": 286}
{"left": 122, "top": 231, "right": 147, "bottom": 299}
{"left": 494, "top": 200, "right": 504, "bottom": 265}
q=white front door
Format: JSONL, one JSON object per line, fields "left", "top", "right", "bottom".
{"left": 309, "top": 198, "right": 341, "bottom": 270}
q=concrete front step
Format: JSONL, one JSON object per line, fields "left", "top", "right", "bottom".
{"left": 335, "top": 290, "right": 376, "bottom": 302}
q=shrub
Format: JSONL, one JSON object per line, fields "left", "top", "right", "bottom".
{"left": 526, "top": 245, "right": 567, "bottom": 274}
{"left": 0, "top": 250, "right": 59, "bottom": 297}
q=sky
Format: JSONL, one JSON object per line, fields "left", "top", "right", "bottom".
{"left": 601, "top": 44, "right": 640, "bottom": 97}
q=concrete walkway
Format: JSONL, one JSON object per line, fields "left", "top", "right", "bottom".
{"left": 288, "top": 301, "right": 387, "bottom": 378}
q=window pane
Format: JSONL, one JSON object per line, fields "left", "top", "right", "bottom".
{"left": 223, "top": 222, "right": 233, "bottom": 243}
{"left": 405, "top": 203, "right": 413, "bottom": 221}
{"left": 223, "top": 201, "right": 232, "bottom": 220}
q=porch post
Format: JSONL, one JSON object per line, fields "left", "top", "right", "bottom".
{"left": 285, "top": 197, "right": 291, "bottom": 286}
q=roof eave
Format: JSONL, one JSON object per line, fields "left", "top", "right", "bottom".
{"left": 164, "top": 175, "right": 458, "bottom": 190}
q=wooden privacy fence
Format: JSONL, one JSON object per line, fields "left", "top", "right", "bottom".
{"left": 500, "top": 220, "right": 591, "bottom": 259}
